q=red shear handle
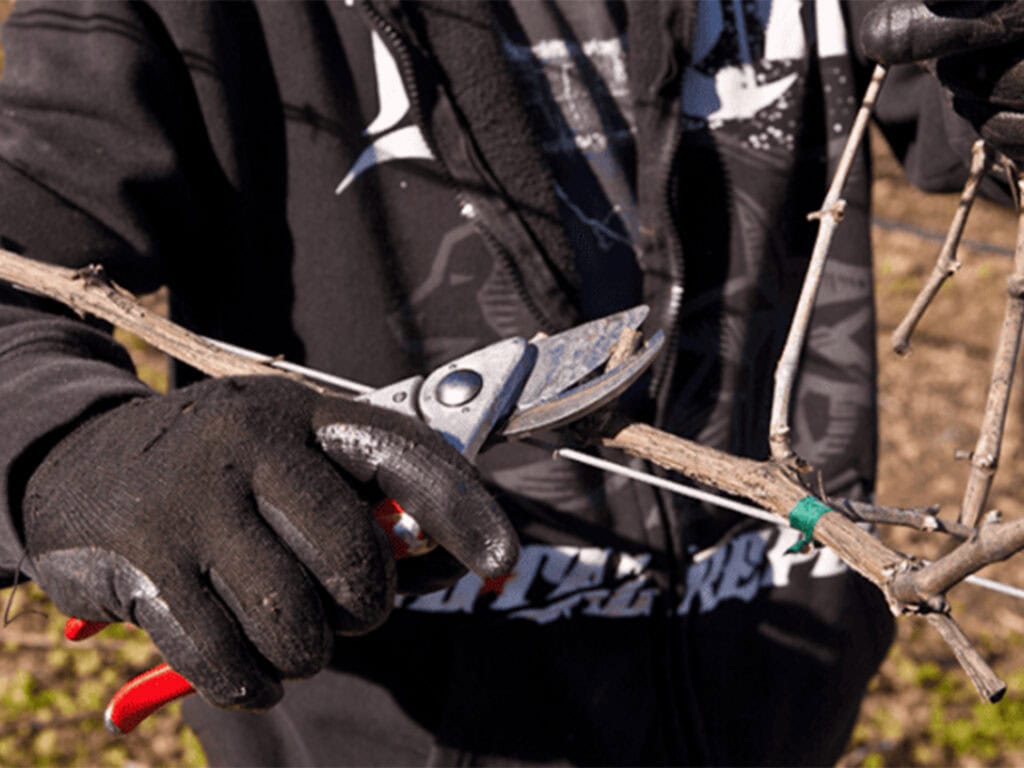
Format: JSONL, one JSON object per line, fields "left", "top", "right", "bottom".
{"left": 64, "top": 617, "right": 110, "bottom": 642}
{"left": 104, "top": 663, "right": 194, "bottom": 735}
{"left": 371, "top": 497, "right": 433, "bottom": 557}
{"left": 67, "top": 497, "right": 423, "bottom": 735}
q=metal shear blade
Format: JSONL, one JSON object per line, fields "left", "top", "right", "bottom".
{"left": 515, "top": 305, "right": 650, "bottom": 411}
{"left": 502, "top": 327, "right": 663, "bottom": 437}
{"left": 357, "top": 305, "right": 661, "bottom": 457}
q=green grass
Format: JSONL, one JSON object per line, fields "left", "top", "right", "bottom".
{"left": 929, "top": 671, "right": 1024, "bottom": 762}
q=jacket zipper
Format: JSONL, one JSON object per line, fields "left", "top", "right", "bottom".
{"left": 365, "top": 3, "right": 696, "bottom": 759}
{"left": 635, "top": 38, "right": 703, "bottom": 760}
{"left": 456, "top": 191, "right": 560, "bottom": 334}
{"left": 359, "top": 2, "right": 432, "bottom": 155}
{"left": 651, "top": 128, "right": 686, "bottom": 425}
{"left": 360, "top": 1, "right": 557, "bottom": 335}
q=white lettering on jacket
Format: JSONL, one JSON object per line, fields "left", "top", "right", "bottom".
{"left": 397, "top": 527, "right": 847, "bottom": 623}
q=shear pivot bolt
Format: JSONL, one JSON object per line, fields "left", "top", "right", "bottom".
{"left": 436, "top": 370, "right": 483, "bottom": 406}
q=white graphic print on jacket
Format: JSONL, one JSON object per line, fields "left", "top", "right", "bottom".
{"left": 682, "top": 0, "right": 847, "bottom": 151}
{"left": 335, "top": 31, "right": 434, "bottom": 196}
{"left": 501, "top": 21, "right": 640, "bottom": 252}
{"left": 398, "top": 527, "right": 847, "bottom": 624}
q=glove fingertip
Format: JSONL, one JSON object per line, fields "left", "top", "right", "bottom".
{"left": 860, "top": 4, "right": 913, "bottom": 65}
{"left": 451, "top": 496, "right": 520, "bottom": 579}
{"left": 475, "top": 533, "right": 520, "bottom": 580}
{"left": 329, "top": 589, "right": 392, "bottom": 636}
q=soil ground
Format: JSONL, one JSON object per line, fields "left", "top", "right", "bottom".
{"left": 0, "top": 34, "right": 1023, "bottom": 765}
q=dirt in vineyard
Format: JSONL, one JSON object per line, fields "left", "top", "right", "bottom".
{"left": 2, "top": 99, "right": 1024, "bottom": 765}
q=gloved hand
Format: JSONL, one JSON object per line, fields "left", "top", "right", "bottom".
{"left": 21, "top": 376, "right": 517, "bottom": 709}
{"left": 861, "top": 0, "right": 1024, "bottom": 164}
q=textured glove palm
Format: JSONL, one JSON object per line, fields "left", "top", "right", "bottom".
{"left": 22, "top": 376, "right": 517, "bottom": 709}
{"left": 862, "top": 0, "right": 1024, "bottom": 164}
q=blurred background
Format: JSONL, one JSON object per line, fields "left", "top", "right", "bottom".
{"left": 0, "top": 3, "right": 1022, "bottom": 765}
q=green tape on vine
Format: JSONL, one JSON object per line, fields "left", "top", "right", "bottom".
{"left": 787, "top": 496, "right": 831, "bottom": 553}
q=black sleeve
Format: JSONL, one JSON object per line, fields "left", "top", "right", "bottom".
{"left": 0, "top": 0, "right": 215, "bottom": 578}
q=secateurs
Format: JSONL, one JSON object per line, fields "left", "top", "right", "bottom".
{"left": 65, "top": 305, "right": 664, "bottom": 734}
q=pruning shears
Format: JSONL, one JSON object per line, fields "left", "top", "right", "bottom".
{"left": 63, "top": 305, "right": 664, "bottom": 734}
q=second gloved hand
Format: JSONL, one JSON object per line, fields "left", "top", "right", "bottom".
{"left": 21, "top": 376, "right": 517, "bottom": 709}
{"left": 861, "top": 0, "right": 1024, "bottom": 164}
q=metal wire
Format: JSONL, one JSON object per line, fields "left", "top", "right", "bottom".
{"left": 553, "top": 448, "right": 1024, "bottom": 602}
{"left": 195, "top": 338, "right": 1024, "bottom": 604}
{"left": 203, "top": 338, "right": 373, "bottom": 394}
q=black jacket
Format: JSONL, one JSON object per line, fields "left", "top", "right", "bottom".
{"left": 0, "top": 1, "right": 980, "bottom": 764}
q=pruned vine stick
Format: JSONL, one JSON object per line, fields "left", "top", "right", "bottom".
{"left": 893, "top": 517, "right": 1024, "bottom": 605}
{"left": 0, "top": 249, "right": 325, "bottom": 392}
{"left": 892, "top": 140, "right": 992, "bottom": 355}
{"left": 605, "top": 327, "right": 642, "bottom": 372}
{"left": 600, "top": 418, "right": 1004, "bottom": 701}
{"left": 837, "top": 499, "right": 971, "bottom": 539}
{"left": 958, "top": 181, "right": 1024, "bottom": 527}
{"left": 926, "top": 613, "right": 1006, "bottom": 702}
{"left": 603, "top": 420, "right": 900, "bottom": 588}
{"left": 769, "top": 64, "right": 887, "bottom": 462}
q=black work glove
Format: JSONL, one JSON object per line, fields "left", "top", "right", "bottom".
{"left": 862, "top": 0, "right": 1024, "bottom": 164}
{"left": 21, "top": 376, "right": 517, "bottom": 709}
